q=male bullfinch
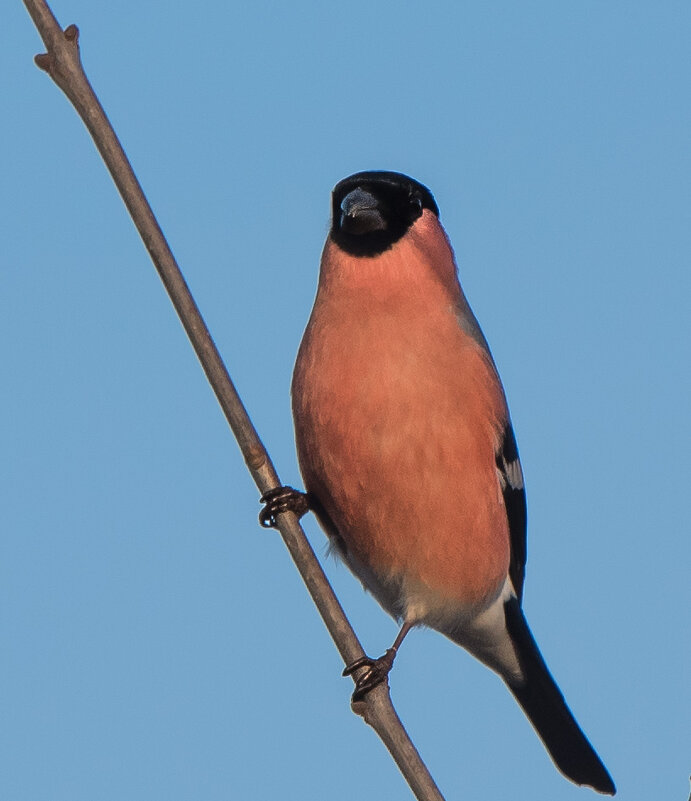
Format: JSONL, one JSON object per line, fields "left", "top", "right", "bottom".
{"left": 290, "top": 171, "right": 615, "bottom": 794}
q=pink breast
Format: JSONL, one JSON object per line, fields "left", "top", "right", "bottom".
{"left": 293, "top": 270, "right": 510, "bottom": 609}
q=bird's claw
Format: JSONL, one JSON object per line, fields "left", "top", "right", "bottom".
{"left": 343, "top": 648, "right": 397, "bottom": 701}
{"left": 259, "top": 486, "right": 310, "bottom": 528}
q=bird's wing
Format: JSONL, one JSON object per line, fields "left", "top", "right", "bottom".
{"left": 495, "top": 423, "right": 527, "bottom": 601}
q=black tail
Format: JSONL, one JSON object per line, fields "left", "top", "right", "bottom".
{"left": 504, "top": 598, "right": 616, "bottom": 795}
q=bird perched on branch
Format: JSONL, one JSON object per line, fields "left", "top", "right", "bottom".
{"left": 291, "top": 170, "right": 615, "bottom": 794}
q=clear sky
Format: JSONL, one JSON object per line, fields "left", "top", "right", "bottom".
{"left": 2, "top": 2, "right": 690, "bottom": 800}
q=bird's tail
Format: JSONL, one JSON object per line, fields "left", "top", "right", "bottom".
{"left": 503, "top": 598, "right": 616, "bottom": 795}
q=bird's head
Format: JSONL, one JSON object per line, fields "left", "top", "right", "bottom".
{"left": 330, "top": 171, "right": 439, "bottom": 257}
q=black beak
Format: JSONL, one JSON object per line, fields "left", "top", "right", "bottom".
{"left": 339, "top": 188, "right": 387, "bottom": 235}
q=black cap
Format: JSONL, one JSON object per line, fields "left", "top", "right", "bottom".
{"left": 331, "top": 171, "right": 438, "bottom": 256}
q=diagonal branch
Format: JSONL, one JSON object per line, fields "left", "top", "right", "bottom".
{"left": 21, "top": 3, "right": 446, "bottom": 800}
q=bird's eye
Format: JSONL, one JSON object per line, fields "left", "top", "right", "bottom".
{"left": 407, "top": 195, "right": 423, "bottom": 221}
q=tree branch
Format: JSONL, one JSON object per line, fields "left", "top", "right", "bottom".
{"left": 21, "top": 3, "right": 446, "bottom": 799}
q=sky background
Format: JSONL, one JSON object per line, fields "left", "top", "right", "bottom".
{"left": 2, "top": 2, "right": 690, "bottom": 800}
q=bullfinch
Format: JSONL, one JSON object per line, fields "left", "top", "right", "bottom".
{"left": 290, "top": 171, "right": 615, "bottom": 794}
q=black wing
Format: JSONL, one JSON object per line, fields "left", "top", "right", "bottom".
{"left": 496, "top": 423, "right": 527, "bottom": 602}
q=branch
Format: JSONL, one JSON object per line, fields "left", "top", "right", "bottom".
{"left": 21, "top": 3, "right": 446, "bottom": 800}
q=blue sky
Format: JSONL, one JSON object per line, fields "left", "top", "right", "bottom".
{"left": 2, "top": 2, "right": 690, "bottom": 799}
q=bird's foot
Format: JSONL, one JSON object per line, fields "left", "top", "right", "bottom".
{"left": 343, "top": 648, "right": 398, "bottom": 701}
{"left": 259, "top": 486, "right": 310, "bottom": 528}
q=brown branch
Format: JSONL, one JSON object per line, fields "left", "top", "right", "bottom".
{"left": 21, "top": 3, "right": 446, "bottom": 800}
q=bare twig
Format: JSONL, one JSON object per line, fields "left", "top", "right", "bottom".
{"left": 21, "top": 3, "right": 446, "bottom": 800}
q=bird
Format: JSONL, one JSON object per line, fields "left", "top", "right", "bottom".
{"left": 290, "top": 170, "right": 615, "bottom": 794}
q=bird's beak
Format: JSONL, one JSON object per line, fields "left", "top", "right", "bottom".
{"left": 339, "top": 188, "right": 387, "bottom": 234}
